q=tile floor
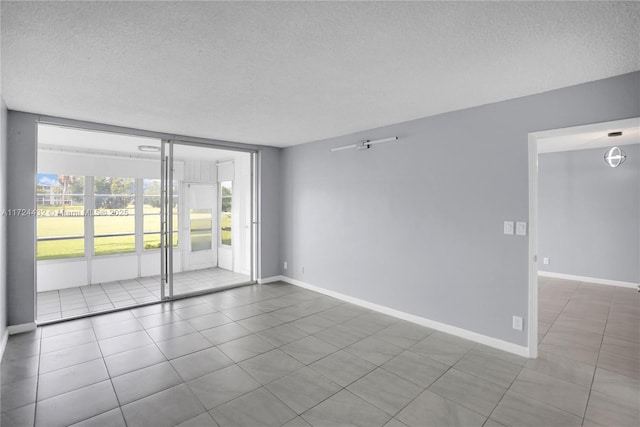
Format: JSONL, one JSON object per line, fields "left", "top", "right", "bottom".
{"left": 1, "top": 278, "right": 638, "bottom": 426}
{"left": 36, "top": 268, "right": 250, "bottom": 322}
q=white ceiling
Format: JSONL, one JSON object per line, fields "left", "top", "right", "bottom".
{"left": 2, "top": 1, "right": 639, "bottom": 147}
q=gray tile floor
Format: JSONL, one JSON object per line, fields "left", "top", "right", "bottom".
{"left": 2, "top": 278, "right": 638, "bottom": 426}
{"left": 37, "top": 268, "right": 250, "bottom": 322}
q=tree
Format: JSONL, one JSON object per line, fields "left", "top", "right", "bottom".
{"left": 109, "top": 177, "right": 134, "bottom": 209}
{"left": 68, "top": 178, "right": 84, "bottom": 204}
{"left": 58, "top": 175, "right": 77, "bottom": 214}
{"left": 143, "top": 179, "right": 178, "bottom": 209}
{"left": 94, "top": 177, "right": 111, "bottom": 209}
{"left": 221, "top": 183, "right": 232, "bottom": 212}
{"left": 143, "top": 179, "right": 161, "bottom": 208}
{"left": 94, "top": 177, "right": 134, "bottom": 209}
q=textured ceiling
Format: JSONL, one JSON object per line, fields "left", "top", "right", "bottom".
{"left": 2, "top": 1, "right": 639, "bottom": 147}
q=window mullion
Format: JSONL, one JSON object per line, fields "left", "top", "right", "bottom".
{"left": 85, "top": 175, "right": 95, "bottom": 284}
{"left": 135, "top": 178, "right": 143, "bottom": 275}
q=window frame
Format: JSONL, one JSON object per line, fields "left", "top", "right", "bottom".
{"left": 93, "top": 176, "right": 137, "bottom": 256}
{"left": 219, "top": 180, "right": 232, "bottom": 247}
{"left": 36, "top": 174, "right": 87, "bottom": 261}
{"left": 37, "top": 175, "right": 181, "bottom": 262}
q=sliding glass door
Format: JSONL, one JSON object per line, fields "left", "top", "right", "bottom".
{"left": 36, "top": 124, "right": 164, "bottom": 322}
{"left": 35, "top": 125, "right": 257, "bottom": 323}
{"left": 160, "top": 140, "right": 255, "bottom": 299}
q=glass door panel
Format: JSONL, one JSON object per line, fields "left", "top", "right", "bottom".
{"left": 162, "top": 140, "right": 255, "bottom": 298}
{"left": 36, "top": 123, "right": 163, "bottom": 323}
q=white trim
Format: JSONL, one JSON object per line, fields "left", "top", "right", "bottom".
{"left": 258, "top": 275, "right": 286, "bottom": 284}
{"left": 527, "top": 133, "right": 539, "bottom": 359}
{"left": 0, "top": 329, "right": 9, "bottom": 361}
{"left": 281, "top": 276, "right": 531, "bottom": 358}
{"left": 532, "top": 117, "right": 640, "bottom": 142}
{"left": 539, "top": 271, "right": 638, "bottom": 289}
{"left": 8, "top": 322, "right": 37, "bottom": 335}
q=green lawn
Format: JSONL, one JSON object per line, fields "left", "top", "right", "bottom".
{"left": 221, "top": 212, "right": 232, "bottom": 246}
{"left": 37, "top": 204, "right": 226, "bottom": 260}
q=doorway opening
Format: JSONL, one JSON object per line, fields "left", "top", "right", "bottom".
{"left": 527, "top": 117, "right": 640, "bottom": 358}
{"left": 160, "top": 140, "right": 255, "bottom": 300}
{"left": 36, "top": 124, "right": 256, "bottom": 323}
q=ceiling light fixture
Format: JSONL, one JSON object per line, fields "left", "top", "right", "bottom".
{"left": 330, "top": 136, "right": 399, "bottom": 152}
{"left": 604, "top": 146, "right": 626, "bottom": 168}
{"left": 138, "top": 145, "right": 160, "bottom": 152}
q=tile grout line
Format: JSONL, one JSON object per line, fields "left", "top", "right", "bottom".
{"left": 38, "top": 323, "right": 124, "bottom": 426}
{"left": 485, "top": 279, "right": 577, "bottom": 425}
{"left": 22, "top": 280, "right": 632, "bottom": 426}
{"left": 483, "top": 348, "right": 527, "bottom": 425}
{"left": 91, "top": 313, "right": 131, "bottom": 427}
{"left": 32, "top": 325, "right": 44, "bottom": 427}
{"left": 8, "top": 283, "right": 289, "bottom": 423}
{"left": 579, "top": 283, "right": 613, "bottom": 426}
{"left": 511, "top": 280, "right": 619, "bottom": 426}
{"left": 195, "top": 289, "right": 358, "bottom": 422}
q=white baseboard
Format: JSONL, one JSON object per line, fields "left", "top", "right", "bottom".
{"left": 280, "top": 276, "right": 531, "bottom": 358}
{"left": 0, "top": 328, "right": 8, "bottom": 361}
{"left": 7, "top": 322, "right": 37, "bottom": 335}
{"left": 258, "top": 275, "right": 286, "bottom": 284}
{"left": 539, "top": 271, "right": 639, "bottom": 289}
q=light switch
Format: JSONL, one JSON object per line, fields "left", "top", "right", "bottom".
{"left": 503, "top": 221, "right": 514, "bottom": 235}
{"left": 516, "top": 221, "right": 527, "bottom": 236}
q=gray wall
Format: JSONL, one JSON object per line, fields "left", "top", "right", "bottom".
{"left": 6, "top": 111, "right": 37, "bottom": 326}
{"left": 280, "top": 71, "right": 640, "bottom": 346}
{"left": 539, "top": 145, "right": 640, "bottom": 284}
{"left": 5, "top": 111, "right": 282, "bottom": 327}
{"left": 259, "top": 147, "right": 282, "bottom": 279}
{"left": 0, "top": 98, "right": 7, "bottom": 340}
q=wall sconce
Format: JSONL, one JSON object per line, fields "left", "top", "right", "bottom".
{"left": 604, "top": 146, "right": 626, "bottom": 168}
{"left": 330, "top": 136, "right": 399, "bottom": 152}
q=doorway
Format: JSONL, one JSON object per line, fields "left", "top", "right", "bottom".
{"left": 527, "top": 116, "right": 640, "bottom": 358}
{"left": 160, "top": 140, "right": 255, "bottom": 300}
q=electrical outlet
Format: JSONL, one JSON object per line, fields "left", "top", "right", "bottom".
{"left": 515, "top": 221, "right": 527, "bottom": 236}
{"left": 283, "top": 261, "right": 287, "bottom": 270}
{"left": 543, "top": 257, "right": 549, "bottom": 265}
{"left": 503, "top": 221, "right": 514, "bottom": 235}
{"left": 512, "top": 316, "right": 523, "bottom": 331}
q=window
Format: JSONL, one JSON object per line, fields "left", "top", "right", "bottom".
{"left": 142, "top": 179, "right": 178, "bottom": 249}
{"left": 37, "top": 174, "right": 182, "bottom": 260}
{"left": 36, "top": 174, "right": 85, "bottom": 260}
{"left": 190, "top": 209, "right": 213, "bottom": 251}
{"left": 94, "top": 177, "right": 135, "bottom": 255}
{"left": 220, "top": 181, "right": 232, "bottom": 246}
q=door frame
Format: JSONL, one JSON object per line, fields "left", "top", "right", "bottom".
{"left": 32, "top": 116, "right": 261, "bottom": 326}
{"left": 527, "top": 116, "right": 640, "bottom": 359}
{"left": 217, "top": 178, "right": 233, "bottom": 271}
{"left": 161, "top": 139, "right": 258, "bottom": 300}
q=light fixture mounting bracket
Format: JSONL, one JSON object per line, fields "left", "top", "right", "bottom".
{"left": 357, "top": 141, "right": 371, "bottom": 151}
